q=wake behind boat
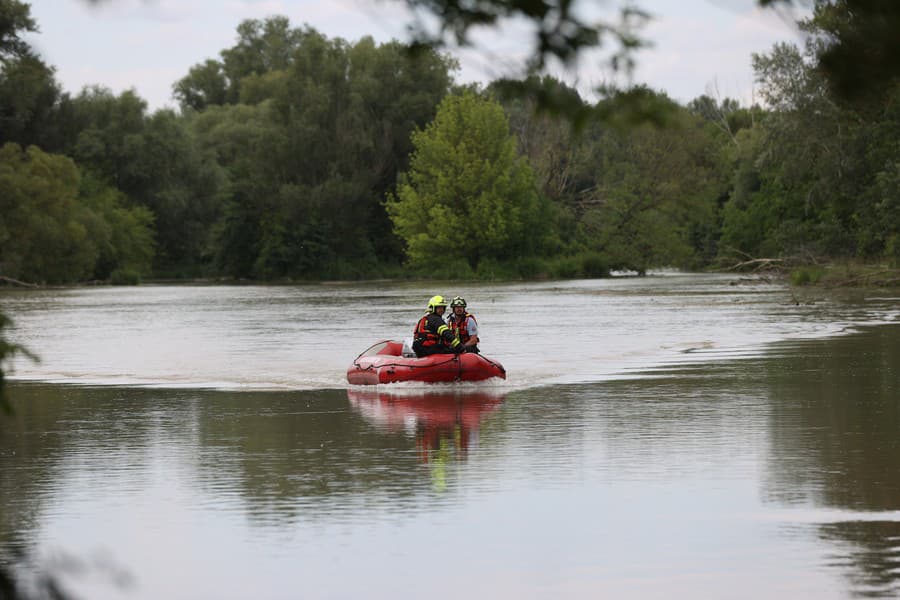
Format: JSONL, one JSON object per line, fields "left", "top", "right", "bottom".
{"left": 346, "top": 340, "right": 506, "bottom": 385}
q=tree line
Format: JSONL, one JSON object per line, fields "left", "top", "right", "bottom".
{"left": 1, "top": 1, "right": 898, "bottom": 286}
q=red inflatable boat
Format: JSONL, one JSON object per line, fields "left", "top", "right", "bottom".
{"left": 346, "top": 340, "right": 506, "bottom": 385}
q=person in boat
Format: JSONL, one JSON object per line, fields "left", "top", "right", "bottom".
{"left": 448, "top": 296, "right": 480, "bottom": 354}
{"left": 412, "top": 295, "right": 463, "bottom": 357}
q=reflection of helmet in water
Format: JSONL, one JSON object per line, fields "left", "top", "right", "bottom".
{"left": 450, "top": 296, "right": 467, "bottom": 308}
{"left": 427, "top": 295, "right": 448, "bottom": 313}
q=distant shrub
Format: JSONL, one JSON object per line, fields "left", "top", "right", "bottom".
{"left": 474, "top": 258, "right": 513, "bottom": 280}
{"left": 887, "top": 235, "right": 900, "bottom": 268}
{"left": 540, "top": 252, "right": 611, "bottom": 279}
{"left": 110, "top": 269, "right": 141, "bottom": 285}
{"left": 512, "top": 256, "right": 547, "bottom": 279}
{"left": 580, "top": 252, "right": 610, "bottom": 278}
{"left": 552, "top": 256, "right": 581, "bottom": 278}
{"left": 790, "top": 266, "right": 824, "bottom": 286}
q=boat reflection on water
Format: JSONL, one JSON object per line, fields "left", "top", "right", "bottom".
{"left": 347, "top": 388, "right": 505, "bottom": 464}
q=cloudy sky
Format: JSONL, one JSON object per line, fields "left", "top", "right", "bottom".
{"left": 25, "top": 0, "right": 809, "bottom": 112}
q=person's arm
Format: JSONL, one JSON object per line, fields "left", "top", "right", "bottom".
{"left": 465, "top": 317, "right": 479, "bottom": 347}
{"left": 431, "top": 314, "right": 462, "bottom": 352}
{"left": 439, "top": 324, "right": 461, "bottom": 351}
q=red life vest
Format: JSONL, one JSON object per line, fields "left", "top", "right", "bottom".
{"left": 414, "top": 314, "right": 440, "bottom": 348}
{"left": 450, "top": 312, "right": 476, "bottom": 344}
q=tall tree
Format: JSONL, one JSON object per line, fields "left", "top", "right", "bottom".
{"left": 0, "top": 0, "right": 61, "bottom": 149}
{"left": 0, "top": 143, "right": 96, "bottom": 283}
{"left": 0, "top": 54, "right": 60, "bottom": 149}
{"left": 719, "top": 34, "right": 889, "bottom": 261}
{"left": 0, "top": 143, "right": 155, "bottom": 283}
{"left": 572, "top": 92, "right": 725, "bottom": 272}
{"left": 56, "top": 87, "right": 226, "bottom": 273}
{"left": 180, "top": 77, "right": 273, "bottom": 277}
{"left": 174, "top": 16, "right": 309, "bottom": 111}
{"left": 493, "top": 76, "right": 596, "bottom": 257}
{"left": 798, "top": 0, "right": 900, "bottom": 104}
{"left": 387, "top": 91, "right": 547, "bottom": 271}
{"left": 0, "top": 0, "right": 35, "bottom": 59}
{"left": 185, "top": 24, "right": 455, "bottom": 279}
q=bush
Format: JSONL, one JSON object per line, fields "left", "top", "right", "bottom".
{"left": 790, "top": 266, "right": 824, "bottom": 286}
{"left": 110, "top": 269, "right": 141, "bottom": 285}
{"left": 512, "top": 256, "right": 547, "bottom": 279}
{"left": 474, "top": 258, "right": 515, "bottom": 280}
{"left": 538, "top": 252, "right": 611, "bottom": 279}
{"left": 552, "top": 256, "right": 581, "bottom": 278}
{"left": 580, "top": 252, "right": 610, "bottom": 278}
{"left": 886, "top": 235, "right": 900, "bottom": 268}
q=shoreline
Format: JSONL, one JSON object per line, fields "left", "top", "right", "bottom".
{"left": 2, "top": 265, "right": 898, "bottom": 290}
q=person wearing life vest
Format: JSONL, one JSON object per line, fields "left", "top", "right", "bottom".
{"left": 412, "top": 295, "right": 463, "bottom": 357}
{"left": 448, "top": 296, "right": 480, "bottom": 354}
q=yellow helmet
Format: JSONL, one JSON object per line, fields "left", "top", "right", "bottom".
{"left": 427, "top": 295, "right": 448, "bottom": 313}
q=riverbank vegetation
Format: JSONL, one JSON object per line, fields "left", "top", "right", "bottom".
{"left": 2, "top": 2, "right": 899, "bottom": 286}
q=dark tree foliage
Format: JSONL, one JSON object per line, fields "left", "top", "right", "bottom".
{"left": 174, "top": 17, "right": 310, "bottom": 111}
{"left": 718, "top": 23, "right": 900, "bottom": 265}
{"left": 0, "top": 0, "right": 34, "bottom": 59}
{"left": 49, "top": 87, "right": 226, "bottom": 274}
{"left": 2, "top": 1, "right": 899, "bottom": 285}
{"left": 799, "top": 0, "right": 900, "bottom": 103}
{"left": 405, "top": 0, "right": 900, "bottom": 122}
{"left": 0, "top": 1, "right": 61, "bottom": 150}
{"left": 180, "top": 21, "right": 455, "bottom": 279}
{"left": 401, "top": 0, "right": 648, "bottom": 83}
{"left": 0, "top": 54, "right": 60, "bottom": 149}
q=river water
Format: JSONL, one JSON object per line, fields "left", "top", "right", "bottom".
{"left": 1, "top": 274, "right": 899, "bottom": 599}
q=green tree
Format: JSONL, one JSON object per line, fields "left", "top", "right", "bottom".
{"left": 129, "top": 109, "right": 227, "bottom": 272}
{"left": 687, "top": 94, "right": 760, "bottom": 147}
{"left": 174, "top": 16, "right": 308, "bottom": 111}
{"left": 63, "top": 86, "right": 148, "bottom": 189}
{"left": 0, "top": 54, "right": 61, "bottom": 149}
{"left": 172, "top": 59, "right": 228, "bottom": 111}
{"left": 572, "top": 94, "right": 725, "bottom": 272}
{"left": 189, "top": 101, "right": 286, "bottom": 277}
{"left": 387, "top": 91, "right": 546, "bottom": 272}
{"left": 496, "top": 76, "right": 583, "bottom": 207}
{"left": 55, "top": 87, "right": 227, "bottom": 273}
{"left": 718, "top": 124, "right": 772, "bottom": 258}
{"left": 184, "top": 24, "right": 454, "bottom": 279}
{"left": 78, "top": 172, "right": 156, "bottom": 279}
{"left": 800, "top": 0, "right": 900, "bottom": 104}
{"left": 0, "top": 143, "right": 155, "bottom": 283}
{"left": 0, "top": 143, "right": 97, "bottom": 282}
{"left": 0, "top": 0, "right": 61, "bottom": 150}
{"left": 494, "top": 76, "right": 609, "bottom": 261}
{"left": 718, "top": 31, "right": 899, "bottom": 263}
{"left": 856, "top": 160, "right": 900, "bottom": 266}
{"left": 0, "top": 0, "right": 35, "bottom": 59}
{"left": 720, "top": 41, "right": 846, "bottom": 259}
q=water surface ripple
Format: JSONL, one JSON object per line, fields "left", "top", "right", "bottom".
{"left": 1, "top": 273, "right": 896, "bottom": 390}
{"left": 1, "top": 274, "right": 899, "bottom": 599}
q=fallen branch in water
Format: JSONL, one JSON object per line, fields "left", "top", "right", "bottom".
{"left": 720, "top": 257, "right": 786, "bottom": 273}
{"left": 0, "top": 275, "right": 39, "bottom": 288}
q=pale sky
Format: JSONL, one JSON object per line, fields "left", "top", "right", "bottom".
{"left": 25, "top": 0, "right": 808, "bottom": 112}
